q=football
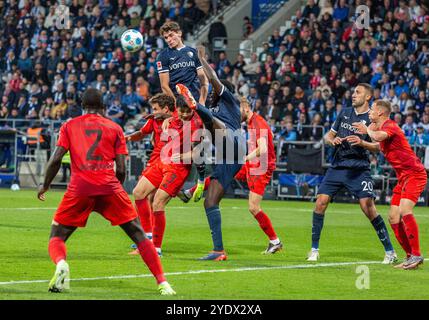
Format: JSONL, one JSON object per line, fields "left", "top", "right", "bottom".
{"left": 120, "top": 29, "right": 143, "bottom": 53}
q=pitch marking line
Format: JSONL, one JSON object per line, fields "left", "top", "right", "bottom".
{"left": 0, "top": 207, "right": 427, "bottom": 218}
{"left": 1, "top": 259, "right": 428, "bottom": 286}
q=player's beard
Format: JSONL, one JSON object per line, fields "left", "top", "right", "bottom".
{"left": 352, "top": 99, "right": 365, "bottom": 108}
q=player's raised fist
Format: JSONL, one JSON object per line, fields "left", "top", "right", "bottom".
{"left": 197, "top": 45, "right": 206, "bottom": 59}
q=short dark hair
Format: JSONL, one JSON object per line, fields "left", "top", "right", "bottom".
{"left": 149, "top": 93, "right": 175, "bottom": 112}
{"left": 82, "top": 88, "right": 103, "bottom": 110}
{"left": 176, "top": 95, "right": 191, "bottom": 111}
{"left": 357, "top": 83, "right": 374, "bottom": 97}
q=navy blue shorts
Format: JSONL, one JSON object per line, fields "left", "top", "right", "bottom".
{"left": 211, "top": 131, "right": 245, "bottom": 191}
{"left": 317, "top": 167, "right": 375, "bottom": 199}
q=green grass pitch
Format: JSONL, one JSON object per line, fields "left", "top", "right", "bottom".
{"left": 0, "top": 189, "right": 428, "bottom": 300}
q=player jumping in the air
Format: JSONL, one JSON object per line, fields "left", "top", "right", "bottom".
{"left": 178, "top": 97, "right": 283, "bottom": 254}
{"left": 125, "top": 94, "right": 176, "bottom": 254}
{"left": 124, "top": 95, "right": 203, "bottom": 257}
{"left": 37, "top": 88, "right": 175, "bottom": 295}
{"left": 157, "top": 21, "right": 208, "bottom": 104}
{"left": 307, "top": 83, "right": 397, "bottom": 264}
{"left": 354, "top": 100, "right": 427, "bottom": 269}
{"left": 174, "top": 45, "right": 246, "bottom": 261}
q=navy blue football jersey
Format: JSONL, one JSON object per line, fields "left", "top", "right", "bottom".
{"left": 330, "top": 107, "right": 372, "bottom": 169}
{"left": 210, "top": 85, "right": 242, "bottom": 131}
{"left": 156, "top": 46, "right": 202, "bottom": 101}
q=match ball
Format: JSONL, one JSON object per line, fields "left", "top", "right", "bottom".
{"left": 121, "top": 29, "right": 144, "bottom": 53}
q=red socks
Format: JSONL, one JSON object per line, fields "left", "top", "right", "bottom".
{"left": 137, "top": 238, "right": 166, "bottom": 284}
{"left": 254, "top": 211, "right": 277, "bottom": 240}
{"left": 48, "top": 237, "right": 66, "bottom": 264}
{"left": 189, "top": 177, "right": 211, "bottom": 194}
{"left": 152, "top": 210, "right": 166, "bottom": 249}
{"left": 135, "top": 199, "right": 153, "bottom": 234}
{"left": 402, "top": 214, "right": 421, "bottom": 256}
{"left": 390, "top": 222, "right": 412, "bottom": 258}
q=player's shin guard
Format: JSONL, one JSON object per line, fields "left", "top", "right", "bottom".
{"left": 371, "top": 215, "right": 394, "bottom": 252}
{"left": 402, "top": 214, "right": 421, "bottom": 256}
{"left": 135, "top": 199, "right": 153, "bottom": 234}
{"left": 137, "top": 238, "right": 166, "bottom": 284}
{"left": 311, "top": 212, "right": 325, "bottom": 250}
{"left": 254, "top": 211, "right": 278, "bottom": 240}
{"left": 205, "top": 206, "right": 224, "bottom": 251}
{"left": 48, "top": 237, "right": 67, "bottom": 264}
{"left": 152, "top": 211, "right": 166, "bottom": 249}
{"left": 390, "top": 222, "right": 412, "bottom": 257}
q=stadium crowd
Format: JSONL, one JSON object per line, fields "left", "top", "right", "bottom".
{"left": 1, "top": 0, "right": 429, "bottom": 167}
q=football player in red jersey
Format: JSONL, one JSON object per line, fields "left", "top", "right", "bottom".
{"left": 125, "top": 94, "right": 176, "bottom": 252}
{"left": 127, "top": 95, "right": 204, "bottom": 257}
{"left": 37, "top": 88, "right": 175, "bottom": 295}
{"left": 354, "top": 99, "right": 427, "bottom": 269}
{"left": 178, "top": 97, "right": 283, "bottom": 254}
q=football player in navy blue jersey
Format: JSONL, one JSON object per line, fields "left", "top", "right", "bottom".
{"left": 157, "top": 21, "right": 208, "bottom": 104}
{"left": 174, "top": 45, "right": 246, "bottom": 261}
{"left": 307, "top": 83, "right": 397, "bottom": 264}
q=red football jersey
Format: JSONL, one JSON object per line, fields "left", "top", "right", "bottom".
{"left": 139, "top": 118, "right": 164, "bottom": 165}
{"left": 379, "top": 119, "right": 425, "bottom": 179}
{"left": 247, "top": 113, "right": 276, "bottom": 170}
{"left": 56, "top": 113, "right": 128, "bottom": 196}
{"left": 159, "top": 111, "right": 203, "bottom": 168}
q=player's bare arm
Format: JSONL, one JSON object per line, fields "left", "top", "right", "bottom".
{"left": 38, "top": 146, "right": 68, "bottom": 201}
{"left": 125, "top": 131, "right": 144, "bottom": 142}
{"left": 197, "top": 45, "right": 223, "bottom": 95}
{"left": 115, "top": 154, "right": 127, "bottom": 184}
{"left": 197, "top": 67, "right": 209, "bottom": 104}
{"left": 324, "top": 130, "right": 343, "bottom": 146}
{"left": 345, "top": 135, "right": 380, "bottom": 153}
{"left": 159, "top": 72, "right": 176, "bottom": 99}
{"left": 245, "top": 137, "right": 268, "bottom": 162}
{"left": 353, "top": 122, "right": 388, "bottom": 142}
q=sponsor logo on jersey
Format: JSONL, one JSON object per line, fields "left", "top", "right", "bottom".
{"left": 157, "top": 61, "right": 162, "bottom": 70}
{"left": 341, "top": 121, "right": 361, "bottom": 133}
{"left": 169, "top": 60, "right": 196, "bottom": 70}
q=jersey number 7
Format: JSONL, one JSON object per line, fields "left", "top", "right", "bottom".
{"left": 85, "top": 129, "right": 102, "bottom": 161}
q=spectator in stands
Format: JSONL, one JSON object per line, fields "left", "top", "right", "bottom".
{"left": 303, "top": 0, "right": 320, "bottom": 19}
{"left": 402, "top": 115, "right": 417, "bottom": 138}
{"left": 409, "top": 124, "right": 429, "bottom": 145}
{"left": 332, "top": 0, "right": 349, "bottom": 23}
{"left": 243, "top": 16, "right": 254, "bottom": 39}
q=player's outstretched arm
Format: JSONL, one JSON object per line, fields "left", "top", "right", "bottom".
{"left": 115, "top": 154, "right": 126, "bottom": 184}
{"left": 245, "top": 137, "right": 268, "bottom": 162}
{"left": 159, "top": 72, "right": 176, "bottom": 100}
{"left": 345, "top": 135, "right": 380, "bottom": 153}
{"left": 324, "top": 130, "right": 343, "bottom": 146}
{"left": 38, "top": 146, "right": 68, "bottom": 201}
{"left": 197, "top": 68, "right": 209, "bottom": 105}
{"left": 197, "top": 46, "right": 222, "bottom": 96}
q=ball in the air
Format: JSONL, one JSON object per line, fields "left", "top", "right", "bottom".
{"left": 121, "top": 29, "right": 144, "bottom": 52}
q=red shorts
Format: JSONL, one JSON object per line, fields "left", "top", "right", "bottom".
{"left": 143, "top": 162, "right": 191, "bottom": 197}
{"left": 391, "top": 172, "right": 428, "bottom": 206}
{"left": 53, "top": 190, "right": 138, "bottom": 227}
{"left": 234, "top": 164, "right": 274, "bottom": 196}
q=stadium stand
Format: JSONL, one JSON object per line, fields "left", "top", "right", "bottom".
{"left": 0, "top": 0, "right": 429, "bottom": 197}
